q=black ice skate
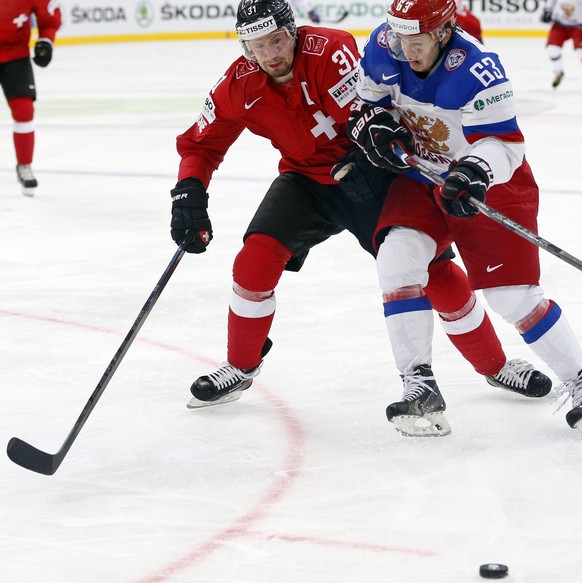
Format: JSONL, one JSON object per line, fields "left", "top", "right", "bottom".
{"left": 386, "top": 364, "right": 452, "bottom": 437}
{"left": 552, "top": 71, "right": 564, "bottom": 88}
{"left": 187, "top": 338, "right": 272, "bottom": 409}
{"left": 16, "top": 164, "right": 38, "bottom": 197}
{"left": 555, "top": 369, "right": 582, "bottom": 430}
{"left": 187, "top": 362, "right": 261, "bottom": 408}
{"left": 486, "top": 358, "right": 552, "bottom": 398}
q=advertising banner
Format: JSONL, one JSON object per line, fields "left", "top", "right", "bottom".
{"left": 55, "top": 0, "right": 549, "bottom": 43}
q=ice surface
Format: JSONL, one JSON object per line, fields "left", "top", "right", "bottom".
{"left": 1, "top": 36, "right": 581, "bottom": 582}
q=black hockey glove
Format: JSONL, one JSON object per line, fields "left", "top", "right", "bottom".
{"left": 347, "top": 104, "right": 415, "bottom": 173}
{"left": 170, "top": 177, "right": 213, "bottom": 253}
{"left": 439, "top": 156, "right": 493, "bottom": 218}
{"left": 33, "top": 39, "right": 53, "bottom": 67}
{"left": 540, "top": 9, "right": 553, "bottom": 23}
{"left": 331, "top": 147, "right": 394, "bottom": 202}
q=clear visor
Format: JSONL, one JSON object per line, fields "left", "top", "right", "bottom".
{"left": 383, "top": 23, "right": 443, "bottom": 61}
{"left": 242, "top": 27, "right": 295, "bottom": 62}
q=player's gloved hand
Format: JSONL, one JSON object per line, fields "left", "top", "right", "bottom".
{"left": 331, "top": 147, "right": 394, "bottom": 202}
{"left": 347, "top": 104, "right": 415, "bottom": 173}
{"left": 540, "top": 9, "right": 553, "bottom": 22}
{"left": 439, "top": 156, "right": 493, "bottom": 218}
{"left": 33, "top": 39, "right": 53, "bottom": 67}
{"left": 307, "top": 9, "right": 321, "bottom": 23}
{"left": 170, "top": 177, "right": 213, "bottom": 253}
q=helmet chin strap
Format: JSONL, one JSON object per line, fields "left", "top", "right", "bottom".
{"left": 430, "top": 25, "right": 448, "bottom": 44}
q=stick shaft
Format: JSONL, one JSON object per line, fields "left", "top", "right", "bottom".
{"left": 7, "top": 245, "right": 187, "bottom": 475}
{"left": 394, "top": 147, "right": 582, "bottom": 272}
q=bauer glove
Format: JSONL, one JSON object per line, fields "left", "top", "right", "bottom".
{"left": 439, "top": 156, "right": 493, "bottom": 218}
{"left": 347, "top": 104, "right": 415, "bottom": 173}
{"left": 170, "top": 178, "right": 213, "bottom": 253}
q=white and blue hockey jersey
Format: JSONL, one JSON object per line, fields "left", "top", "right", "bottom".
{"left": 356, "top": 24, "right": 527, "bottom": 186}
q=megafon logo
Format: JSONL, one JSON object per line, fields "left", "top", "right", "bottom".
{"left": 136, "top": 1, "right": 154, "bottom": 27}
{"left": 386, "top": 14, "right": 421, "bottom": 34}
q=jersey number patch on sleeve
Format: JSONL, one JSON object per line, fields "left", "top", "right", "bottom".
{"left": 469, "top": 57, "right": 505, "bottom": 87}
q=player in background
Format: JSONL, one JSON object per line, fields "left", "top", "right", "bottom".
{"left": 0, "top": 0, "right": 61, "bottom": 197}
{"left": 170, "top": 0, "right": 550, "bottom": 433}
{"left": 540, "top": 0, "right": 582, "bottom": 88}
{"left": 349, "top": 0, "right": 582, "bottom": 433}
{"left": 289, "top": 0, "right": 321, "bottom": 23}
{"left": 455, "top": 0, "right": 483, "bottom": 42}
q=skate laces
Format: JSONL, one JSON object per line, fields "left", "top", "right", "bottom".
{"left": 206, "top": 362, "right": 259, "bottom": 390}
{"left": 401, "top": 370, "right": 436, "bottom": 402}
{"left": 494, "top": 359, "right": 533, "bottom": 388}
{"left": 554, "top": 371, "right": 582, "bottom": 412}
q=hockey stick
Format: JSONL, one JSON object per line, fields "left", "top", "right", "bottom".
{"left": 7, "top": 241, "right": 189, "bottom": 475}
{"left": 392, "top": 145, "right": 582, "bottom": 272}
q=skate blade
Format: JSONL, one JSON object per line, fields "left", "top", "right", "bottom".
{"left": 21, "top": 187, "right": 35, "bottom": 197}
{"left": 390, "top": 411, "right": 452, "bottom": 437}
{"left": 187, "top": 389, "right": 244, "bottom": 409}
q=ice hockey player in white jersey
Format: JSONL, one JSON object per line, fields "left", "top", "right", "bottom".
{"left": 289, "top": 0, "right": 320, "bottom": 22}
{"left": 540, "top": 0, "right": 582, "bottom": 87}
{"left": 348, "top": 0, "right": 582, "bottom": 433}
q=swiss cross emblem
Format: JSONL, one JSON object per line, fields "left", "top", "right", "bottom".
{"left": 200, "top": 231, "right": 211, "bottom": 244}
{"left": 13, "top": 13, "right": 29, "bottom": 28}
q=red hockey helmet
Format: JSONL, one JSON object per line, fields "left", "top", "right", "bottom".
{"left": 386, "top": 0, "right": 457, "bottom": 36}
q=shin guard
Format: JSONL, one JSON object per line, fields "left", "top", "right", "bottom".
{"left": 426, "top": 259, "right": 506, "bottom": 376}
{"left": 9, "top": 97, "right": 35, "bottom": 164}
{"left": 227, "top": 234, "right": 292, "bottom": 370}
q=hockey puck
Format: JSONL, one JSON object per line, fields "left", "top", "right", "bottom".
{"left": 479, "top": 563, "right": 508, "bottom": 579}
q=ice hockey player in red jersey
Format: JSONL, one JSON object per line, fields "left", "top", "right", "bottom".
{"left": 0, "top": 0, "right": 61, "bottom": 196}
{"left": 170, "top": 0, "right": 551, "bottom": 435}
{"left": 455, "top": 0, "right": 483, "bottom": 42}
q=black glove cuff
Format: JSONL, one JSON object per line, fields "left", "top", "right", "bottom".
{"left": 453, "top": 156, "right": 494, "bottom": 188}
{"left": 171, "top": 177, "right": 208, "bottom": 209}
{"left": 331, "top": 147, "right": 393, "bottom": 201}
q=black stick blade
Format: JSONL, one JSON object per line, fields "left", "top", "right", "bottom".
{"left": 6, "top": 437, "right": 61, "bottom": 476}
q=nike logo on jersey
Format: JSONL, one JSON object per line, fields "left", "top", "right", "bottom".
{"left": 244, "top": 97, "right": 262, "bottom": 109}
{"left": 381, "top": 73, "right": 400, "bottom": 82}
{"left": 486, "top": 264, "right": 504, "bottom": 272}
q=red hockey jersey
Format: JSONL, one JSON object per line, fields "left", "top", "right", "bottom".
{"left": 0, "top": 0, "right": 61, "bottom": 64}
{"left": 455, "top": 5, "right": 483, "bottom": 42}
{"left": 177, "top": 26, "right": 360, "bottom": 187}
